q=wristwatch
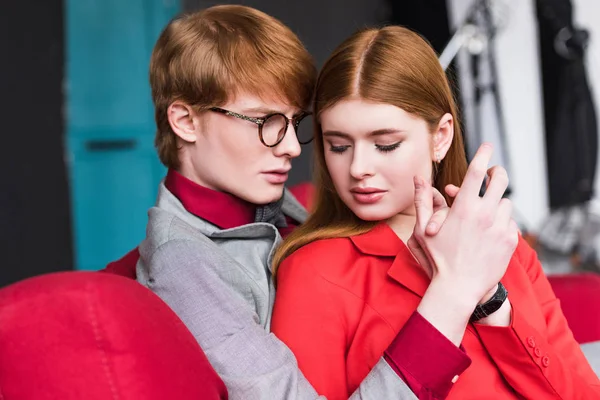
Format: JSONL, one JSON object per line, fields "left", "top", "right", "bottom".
{"left": 470, "top": 282, "right": 508, "bottom": 323}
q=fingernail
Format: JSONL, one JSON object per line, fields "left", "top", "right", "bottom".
{"left": 427, "top": 222, "right": 437, "bottom": 232}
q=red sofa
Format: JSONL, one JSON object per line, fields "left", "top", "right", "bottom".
{"left": 0, "top": 272, "right": 228, "bottom": 400}
{"left": 547, "top": 273, "right": 600, "bottom": 344}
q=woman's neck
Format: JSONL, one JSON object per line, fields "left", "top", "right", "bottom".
{"left": 386, "top": 212, "right": 417, "bottom": 243}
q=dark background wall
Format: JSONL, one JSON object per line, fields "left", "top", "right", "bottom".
{"left": 0, "top": 1, "right": 72, "bottom": 287}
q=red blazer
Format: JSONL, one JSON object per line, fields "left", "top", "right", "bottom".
{"left": 271, "top": 223, "right": 600, "bottom": 399}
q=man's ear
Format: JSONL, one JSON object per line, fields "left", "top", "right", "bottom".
{"left": 168, "top": 101, "right": 198, "bottom": 143}
{"left": 432, "top": 113, "right": 454, "bottom": 162}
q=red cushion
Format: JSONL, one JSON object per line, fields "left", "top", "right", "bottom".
{"left": 102, "top": 247, "right": 139, "bottom": 279}
{"left": 0, "top": 272, "right": 227, "bottom": 400}
{"left": 548, "top": 273, "right": 600, "bottom": 344}
{"left": 289, "top": 181, "right": 315, "bottom": 211}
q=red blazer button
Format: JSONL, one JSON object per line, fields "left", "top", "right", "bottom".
{"left": 542, "top": 355, "right": 550, "bottom": 367}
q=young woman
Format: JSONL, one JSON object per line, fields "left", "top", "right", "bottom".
{"left": 271, "top": 26, "right": 600, "bottom": 399}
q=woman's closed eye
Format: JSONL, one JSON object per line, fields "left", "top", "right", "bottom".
{"left": 329, "top": 144, "right": 351, "bottom": 153}
{"left": 329, "top": 141, "right": 402, "bottom": 154}
{"left": 375, "top": 142, "right": 401, "bottom": 153}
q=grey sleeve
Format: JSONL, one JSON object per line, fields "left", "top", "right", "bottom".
{"left": 139, "top": 239, "right": 416, "bottom": 400}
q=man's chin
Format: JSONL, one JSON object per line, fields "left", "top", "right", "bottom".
{"left": 244, "top": 187, "right": 285, "bottom": 206}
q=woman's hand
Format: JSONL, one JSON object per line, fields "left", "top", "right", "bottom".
{"left": 414, "top": 144, "right": 518, "bottom": 305}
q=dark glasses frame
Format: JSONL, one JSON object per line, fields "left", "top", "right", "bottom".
{"left": 209, "top": 107, "right": 313, "bottom": 147}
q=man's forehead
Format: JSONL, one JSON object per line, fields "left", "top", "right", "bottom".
{"left": 228, "top": 91, "right": 300, "bottom": 115}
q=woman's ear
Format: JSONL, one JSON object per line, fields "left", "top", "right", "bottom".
{"left": 168, "top": 101, "right": 198, "bottom": 143}
{"left": 432, "top": 113, "right": 454, "bottom": 163}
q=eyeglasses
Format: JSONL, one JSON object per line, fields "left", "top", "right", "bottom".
{"left": 209, "top": 107, "right": 313, "bottom": 147}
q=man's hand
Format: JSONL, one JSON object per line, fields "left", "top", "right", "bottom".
{"left": 412, "top": 144, "right": 518, "bottom": 305}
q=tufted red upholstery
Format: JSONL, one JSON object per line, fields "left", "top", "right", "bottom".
{"left": 0, "top": 272, "right": 227, "bottom": 400}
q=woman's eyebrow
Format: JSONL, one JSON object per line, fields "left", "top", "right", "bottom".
{"left": 323, "top": 128, "right": 404, "bottom": 138}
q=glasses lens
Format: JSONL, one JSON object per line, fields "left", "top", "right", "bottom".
{"left": 262, "top": 114, "right": 288, "bottom": 146}
{"left": 294, "top": 114, "right": 313, "bottom": 144}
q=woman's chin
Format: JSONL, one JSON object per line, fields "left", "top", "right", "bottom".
{"left": 352, "top": 209, "right": 396, "bottom": 223}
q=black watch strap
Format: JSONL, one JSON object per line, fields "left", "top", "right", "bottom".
{"left": 470, "top": 282, "right": 508, "bottom": 323}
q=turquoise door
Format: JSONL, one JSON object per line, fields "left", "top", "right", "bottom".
{"left": 66, "top": 0, "right": 180, "bottom": 270}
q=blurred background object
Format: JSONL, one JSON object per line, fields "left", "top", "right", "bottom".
{"left": 2, "top": 0, "right": 600, "bottom": 285}
{"left": 65, "top": 0, "right": 178, "bottom": 273}
{"left": 534, "top": 0, "right": 600, "bottom": 273}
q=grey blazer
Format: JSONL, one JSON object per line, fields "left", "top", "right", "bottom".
{"left": 137, "top": 182, "right": 417, "bottom": 400}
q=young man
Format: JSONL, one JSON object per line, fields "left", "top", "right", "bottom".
{"left": 109, "top": 5, "right": 470, "bottom": 399}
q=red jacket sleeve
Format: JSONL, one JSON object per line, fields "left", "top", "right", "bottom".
{"left": 473, "top": 237, "right": 600, "bottom": 399}
{"left": 384, "top": 312, "right": 471, "bottom": 399}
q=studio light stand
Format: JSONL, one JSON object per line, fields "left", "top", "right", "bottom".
{"left": 439, "top": 0, "right": 513, "bottom": 197}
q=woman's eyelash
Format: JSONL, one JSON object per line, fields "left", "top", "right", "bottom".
{"left": 329, "top": 145, "right": 350, "bottom": 153}
{"left": 376, "top": 142, "right": 401, "bottom": 152}
{"left": 329, "top": 142, "right": 401, "bottom": 154}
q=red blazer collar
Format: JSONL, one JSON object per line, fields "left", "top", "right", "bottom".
{"left": 351, "top": 223, "right": 430, "bottom": 297}
{"left": 350, "top": 223, "right": 404, "bottom": 256}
